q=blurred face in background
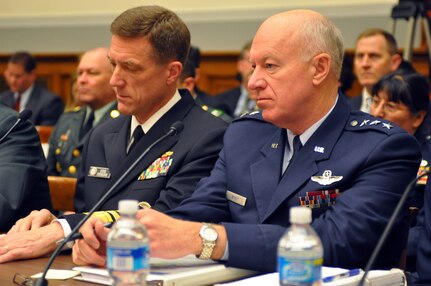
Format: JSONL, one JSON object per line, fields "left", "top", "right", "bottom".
{"left": 354, "top": 34, "right": 401, "bottom": 92}
{"left": 370, "top": 90, "right": 425, "bottom": 135}
{"left": 77, "top": 48, "right": 115, "bottom": 110}
{"left": 3, "top": 63, "right": 36, "bottom": 93}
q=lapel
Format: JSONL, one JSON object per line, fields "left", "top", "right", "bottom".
{"left": 70, "top": 109, "right": 86, "bottom": 147}
{"left": 250, "top": 129, "right": 286, "bottom": 222}
{"left": 262, "top": 95, "right": 352, "bottom": 221}
{"left": 1, "top": 91, "right": 14, "bottom": 108}
{"left": 25, "top": 85, "right": 40, "bottom": 112}
{"left": 102, "top": 91, "right": 194, "bottom": 201}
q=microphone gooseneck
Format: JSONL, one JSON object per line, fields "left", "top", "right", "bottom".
{"left": 34, "top": 121, "right": 184, "bottom": 286}
{"left": 0, "top": 109, "right": 32, "bottom": 144}
{"left": 358, "top": 170, "right": 431, "bottom": 286}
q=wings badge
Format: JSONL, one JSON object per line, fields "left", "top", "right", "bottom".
{"left": 311, "top": 170, "right": 343, "bottom": 186}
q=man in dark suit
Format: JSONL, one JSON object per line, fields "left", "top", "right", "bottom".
{"left": 0, "top": 104, "right": 52, "bottom": 232}
{"left": 211, "top": 40, "right": 255, "bottom": 117}
{"left": 0, "top": 6, "right": 226, "bottom": 263}
{"left": 0, "top": 51, "right": 64, "bottom": 125}
{"left": 47, "top": 47, "right": 118, "bottom": 177}
{"left": 72, "top": 9, "right": 420, "bottom": 273}
{"left": 350, "top": 29, "right": 402, "bottom": 112}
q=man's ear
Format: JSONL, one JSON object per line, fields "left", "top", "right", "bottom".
{"left": 312, "top": 53, "right": 331, "bottom": 86}
{"left": 166, "top": 61, "right": 182, "bottom": 85}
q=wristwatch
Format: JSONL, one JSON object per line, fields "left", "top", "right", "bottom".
{"left": 198, "top": 223, "right": 218, "bottom": 260}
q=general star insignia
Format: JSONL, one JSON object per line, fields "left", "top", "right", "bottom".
{"left": 370, "top": 120, "right": 381, "bottom": 126}
{"left": 360, "top": 119, "right": 370, "bottom": 127}
{"left": 311, "top": 170, "right": 343, "bottom": 186}
{"left": 382, "top": 122, "right": 393, "bottom": 129}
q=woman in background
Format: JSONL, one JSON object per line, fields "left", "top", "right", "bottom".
{"left": 370, "top": 71, "right": 431, "bottom": 272}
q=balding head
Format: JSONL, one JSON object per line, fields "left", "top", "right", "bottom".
{"left": 77, "top": 47, "right": 116, "bottom": 110}
{"left": 257, "top": 10, "right": 344, "bottom": 79}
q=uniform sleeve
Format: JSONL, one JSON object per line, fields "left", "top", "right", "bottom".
{"left": 415, "top": 179, "right": 431, "bottom": 284}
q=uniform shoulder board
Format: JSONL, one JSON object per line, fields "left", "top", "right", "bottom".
{"left": 233, "top": 110, "right": 263, "bottom": 123}
{"left": 346, "top": 112, "right": 399, "bottom": 135}
{"left": 71, "top": 106, "right": 81, "bottom": 112}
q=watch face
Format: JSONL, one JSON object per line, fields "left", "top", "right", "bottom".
{"left": 202, "top": 226, "right": 218, "bottom": 241}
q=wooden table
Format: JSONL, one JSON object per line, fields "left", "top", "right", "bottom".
{"left": 0, "top": 254, "right": 95, "bottom": 286}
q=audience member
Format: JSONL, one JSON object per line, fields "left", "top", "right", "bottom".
{"left": 178, "top": 58, "right": 232, "bottom": 123}
{"left": 0, "top": 5, "right": 226, "bottom": 263}
{"left": 351, "top": 28, "right": 402, "bottom": 112}
{"left": 211, "top": 40, "right": 254, "bottom": 117}
{"left": 369, "top": 71, "right": 431, "bottom": 272}
{"left": 339, "top": 55, "right": 355, "bottom": 95}
{"left": 47, "top": 47, "right": 118, "bottom": 177}
{"left": 0, "top": 104, "right": 52, "bottom": 232}
{"left": 0, "top": 51, "right": 64, "bottom": 125}
{"left": 72, "top": 9, "right": 420, "bottom": 273}
{"left": 188, "top": 46, "right": 215, "bottom": 105}
{"left": 64, "top": 72, "right": 82, "bottom": 111}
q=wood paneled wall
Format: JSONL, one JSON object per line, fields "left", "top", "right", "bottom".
{"left": 1, "top": 50, "right": 430, "bottom": 103}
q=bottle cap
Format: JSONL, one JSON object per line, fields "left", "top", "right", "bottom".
{"left": 118, "top": 199, "right": 139, "bottom": 215}
{"left": 290, "top": 206, "right": 312, "bottom": 224}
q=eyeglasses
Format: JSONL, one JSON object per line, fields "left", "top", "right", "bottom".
{"left": 370, "top": 97, "right": 409, "bottom": 113}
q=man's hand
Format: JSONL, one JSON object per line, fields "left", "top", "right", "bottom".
{"left": 0, "top": 223, "right": 64, "bottom": 263}
{"left": 72, "top": 217, "right": 109, "bottom": 267}
{"left": 137, "top": 209, "right": 227, "bottom": 260}
{"left": 8, "top": 209, "right": 57, "bottom": 234}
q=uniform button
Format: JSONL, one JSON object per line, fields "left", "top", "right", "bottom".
{"left": 55, "top": 148, "right": 61, "bottom": 155}
{"left": 73, "top": 149, "right": 80, "bottom": 157}
{"left": 110, "top": 110, "right": 120, "bottom": 118}
{"left": 68, "top": 165, "right": 77, "bottom": 175}
{"left": 350, "top": 120, "right": 358, "bottom": 127}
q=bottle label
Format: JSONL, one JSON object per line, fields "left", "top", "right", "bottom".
{"left": 107, "top": 245, "right": 149, "bottom": 272}
{"left": 278, "top": 256, "right": 322, "bottom": 284}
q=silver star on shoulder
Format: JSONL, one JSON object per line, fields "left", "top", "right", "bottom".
{"left": 382, "top": 122, "right": 393, "bottom": 129}
{"left": 360, "top": 119, "right": 370, "bottom": 127}
{"left": 370, "top": 120, "right": 381, "bottom": 126}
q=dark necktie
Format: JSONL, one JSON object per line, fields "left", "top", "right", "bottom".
{"left": 283, "top": 135, "right": 302, "bottom": 175}
{"left": 14, "top": 93, "right": 21, "bottom": 112}
{"left": 127, "top": 126, "right": 144, "bottom": 154}
{"left": 81, "top": 111, "right": 94, "bottom": 138}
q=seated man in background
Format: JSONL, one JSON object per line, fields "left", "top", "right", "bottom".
{"left": 0, "top": 104, "right": 52, "bottom": 232}
{"left": 350, "top": 28, "right": 402, "bottom": 113}
{"left": 211, "top": 40, "right": 254, "bottom": 117}
{"left": 0, "top": 5, "right": 226, "bottom": 264}
{"left": 47, "top": 47, "right": 118, "bottom": 177}
{"left": 178, "top": 57, "right": 232, "bottom": 123}
{"left": 0, "top": 51, "right": 64, "bottom": 125}
{"left": 73, "top": 9, "right": 420, "bottom": 272}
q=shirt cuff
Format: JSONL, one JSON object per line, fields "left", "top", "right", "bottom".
{"left": 52, "top": 218, "right": 74, "bottom": 249}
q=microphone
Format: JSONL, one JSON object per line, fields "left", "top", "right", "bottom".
{"left": 0, "top": 109, "right": 32, "bottom": 144}
{"left": 358, "top": 169, "right": 431, "bottom": 286}
{"left": 34, "top": 120, "right": 184, "bottom": 286}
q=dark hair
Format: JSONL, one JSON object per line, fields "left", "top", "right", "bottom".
{"left": 9, "top": 51, "right": 36, "bottom": 73}
{"left": 339, "top": 55, "right": 355, "bottom": 93}
{"left": 372, "top": 71, "right": 430, "bottom": 138}
{"left": 179, "top": 58, "right": 196, "bottom": 83}
{"left": 188, "top": 46, "right": 201, "bottom": 68}
{"left": 372, "top": 72, "right": 429, "bottom": 114}
{"left": 110, "top": 5, "right": 190, "bottom": 65}
{"left": 356, "top": 28, "right": 398, "bottom": 55}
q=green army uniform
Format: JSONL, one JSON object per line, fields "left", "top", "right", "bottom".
{"left": 46, "top": 103, "right": 119, "bottom": 177}
{"left": 195, "top": 96, "right": 232, "bottom": 123}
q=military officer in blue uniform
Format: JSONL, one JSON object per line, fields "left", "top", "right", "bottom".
{"left": 71, "top": 9, "right": 421, "bottom": 272}
{"left": 47, "top": 47, "right": 118, "bottom": 177}
{"left": 0, "top": 6, "right": 226, "bottom": 264}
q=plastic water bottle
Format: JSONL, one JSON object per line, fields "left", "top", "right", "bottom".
{"left": 278, "top": 206, "right": 323, "bottom": 286}
{"left": 107, "top": 200, "right": 149, "bottom": 285}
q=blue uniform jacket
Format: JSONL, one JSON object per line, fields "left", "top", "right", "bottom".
{"left": 169, "top": 95, "right": 421, "bottom": 272}
{"left": 64, "top": 90, "right": 227, "bottom": 228}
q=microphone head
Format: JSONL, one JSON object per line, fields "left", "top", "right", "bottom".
{"left": 19, "top": 109, "right": 32, "bottom": 122}
{"left": 170, "top": 121, "right": 184, "bottom": 135}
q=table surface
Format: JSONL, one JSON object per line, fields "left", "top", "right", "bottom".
{"left": 0, "top": 254, "right": 95, "bottom": 286}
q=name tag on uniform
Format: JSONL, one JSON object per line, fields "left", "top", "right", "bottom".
{"left": 88, "top": 166, "right": 111, "bottom": 179}
{"left": 226, "top": 190, "right": 247, "bottom": 207}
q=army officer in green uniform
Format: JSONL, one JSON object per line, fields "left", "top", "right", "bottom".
{"left": 47, "top": 47, "right": 118, "bottom": 177}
